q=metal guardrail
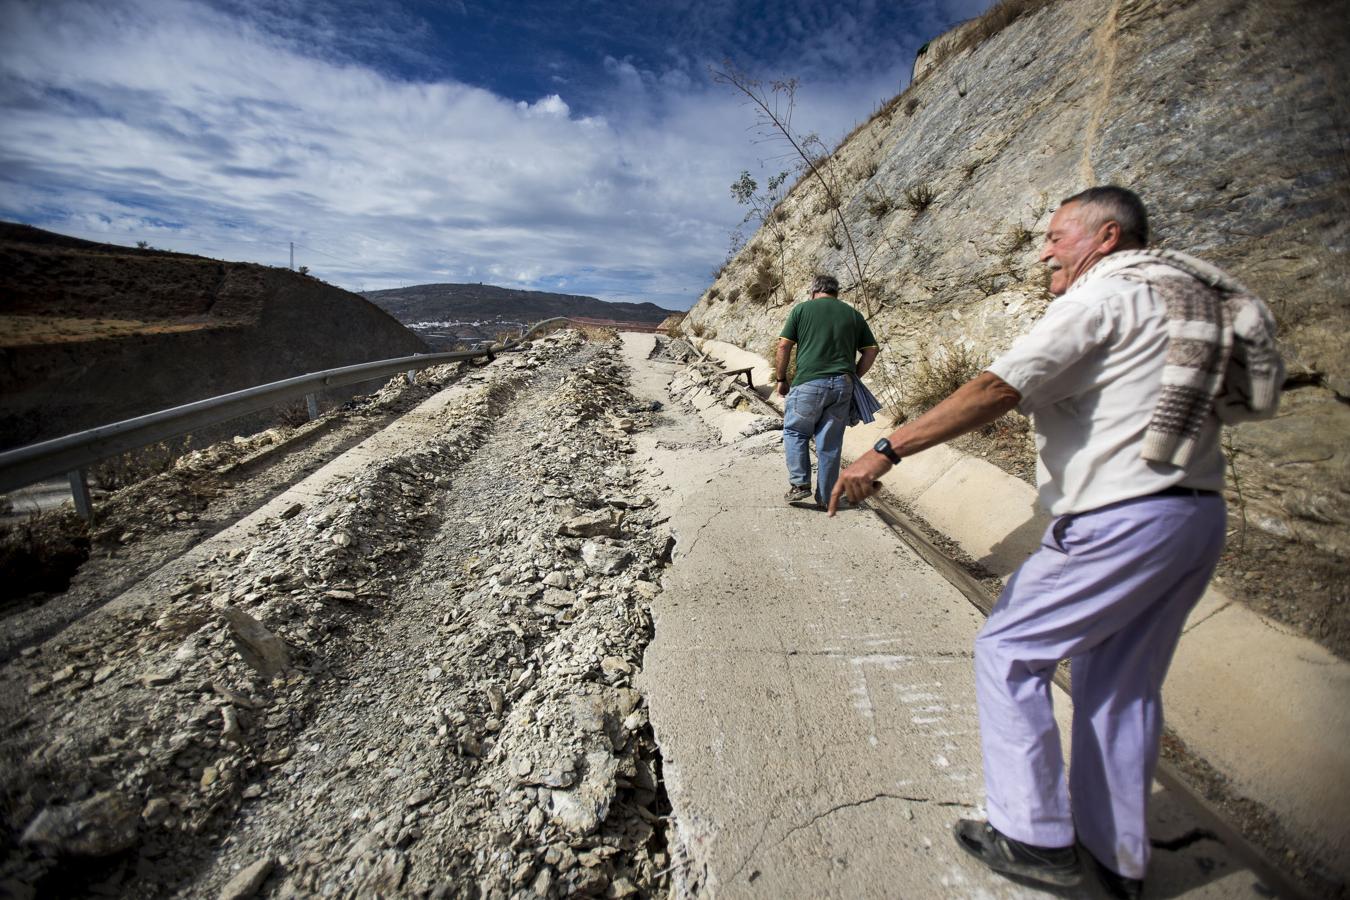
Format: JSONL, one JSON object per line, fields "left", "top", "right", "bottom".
{"left": 0, "top": 316, "right": 575, "bottom": 517}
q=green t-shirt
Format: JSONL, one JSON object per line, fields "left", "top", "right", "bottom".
{"left": 779, "top": 296, "right": 878, "bottom": 387}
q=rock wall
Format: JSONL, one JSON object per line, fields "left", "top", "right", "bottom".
{"left": 685, "top": 0, "right": 1349, "bottom": 558}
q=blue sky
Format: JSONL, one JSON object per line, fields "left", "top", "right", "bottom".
{"left": 0, "top": 0, "right": 992, "bottom": 310}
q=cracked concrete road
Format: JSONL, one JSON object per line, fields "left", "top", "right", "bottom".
{"left": 620, "top": 334, "right": 1265, "bottom": 899}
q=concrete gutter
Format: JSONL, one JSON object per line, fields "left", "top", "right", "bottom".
{"left": 692, "top": 337, "right": 1350, "bottom": 888}
{"left": 630, "top": 334, "right": 1265, "bottom": 897}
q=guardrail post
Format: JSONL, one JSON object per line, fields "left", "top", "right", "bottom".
{"left": 68, "top": 469, "right": 93, "bottom": 521}
{"left": 305, "top": 393, "right": 319, "bottom": 420}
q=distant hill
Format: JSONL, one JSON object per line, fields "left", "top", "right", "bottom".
{"left": 362, "top": 283, "right": 678, "bottom": 347}
{"left": 0, "top": 223, "right": 430, "bottom": 449}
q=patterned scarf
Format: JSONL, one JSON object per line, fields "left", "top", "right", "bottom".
{"left": 1071, "top": 249, "right": 1284, "bottom": 467}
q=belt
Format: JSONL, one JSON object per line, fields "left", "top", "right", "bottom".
{"left": 1153, "top": 485, "right": 1220, "bottom": 498}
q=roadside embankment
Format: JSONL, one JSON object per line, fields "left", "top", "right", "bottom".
{"left": 0, "top": 332, "right": 674, "bottom": 898}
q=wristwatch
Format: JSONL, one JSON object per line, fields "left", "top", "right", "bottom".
{"left": 873, "top": 437, "right": 902, "bottom": 464}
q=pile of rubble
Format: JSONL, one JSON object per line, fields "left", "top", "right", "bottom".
{"left": 0, "top": 332, "right": 675, "bottom": 898}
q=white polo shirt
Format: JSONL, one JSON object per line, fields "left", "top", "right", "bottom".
{"left": 987, "top": 274, "right": 1226, "bottom": 516}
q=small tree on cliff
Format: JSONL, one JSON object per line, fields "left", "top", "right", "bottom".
{"left": 730, "top": 168, "right": 792, "bottom": 306}
{"left": 712, "top": 64, "right": 880, "bottom": 317}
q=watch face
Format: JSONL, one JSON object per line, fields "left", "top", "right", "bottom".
{"left": 874, "top": 438, "right": 889, "bottom": 454}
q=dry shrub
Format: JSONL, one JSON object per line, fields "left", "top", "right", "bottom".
{"left": 921, "top": 0, "right": 1056, "bottom": 77}
{"left": 975, "top": 271, "right": 1007, "bottom": 297}
{"left": 849, "top": 159, "right": 882, "bottom": 183}
{"left": 866, "top": 190, "right": 895, "bottom": 219}
{"left": 90, "top": 436, "right": 193, "bottom": 491}
{"left": 762, "top": 337, "right": 796, "bottom": 385}
{"left": 905, "top": 341, "right": 987, "bottom": 418}
{"left": 998, "top": 222, "right": 1036, "bottom": 255}
{"left": 846, "top": 92, "right": 904, "bottom": 145}
{"left": 726, "top": 286, "right": 742, "bottom": 304}
{"left": 690, "top": 321, "right": 707, "bottom": 338}
{"left": 0, "top": 510, "right": 90, "bottom": 605}
{"left": 575, "top": 323, "right": 619, "bottom": 342}
{"left": 821, "top": 222, "right": 844, "bottom": 251}
{"left": 958, "top": 0, "right": 1055, "bottom": 53}
{"left": 904, "top": 184, "right": 937, "bottom": 214}
{"left": 811, "top": 194, "right": 837, "bottom": 217}
{"left": 745, "top": 260, "right": 781, "bottom": 305}
{"left": 276, "top": 399, "right": 312, "bottom": 428}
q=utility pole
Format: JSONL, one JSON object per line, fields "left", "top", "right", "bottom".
{"left": 289, "top": 242, "right": 294, "bottom": 270}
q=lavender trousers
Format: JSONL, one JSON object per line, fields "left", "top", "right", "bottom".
{"left": 974, "top": 492, "right": 1225, "bottom": 879}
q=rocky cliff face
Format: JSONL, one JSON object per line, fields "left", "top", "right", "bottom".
{"left": 685, "top": 0, "right": 1349, "bottom": 560}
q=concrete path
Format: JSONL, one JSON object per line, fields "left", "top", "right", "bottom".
{"left": 691, "top": 336, "right": 1350, "bottom": 890}
{"left": 621, "top": 333, "right": 1265, "bottom": 898}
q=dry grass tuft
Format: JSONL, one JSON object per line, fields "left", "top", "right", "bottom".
{"left": 904, "top": 342, "right": 986, "bottom": 417}
{"left": 866, "top": 190, "right": 896, "bottom": 219}
{"left": 762, "top": 337, "right": 796, "bottom": 384}
{"left": 904, "top": 184, "right": 937, "bottom": 214}
{"left": 0, "top": 510, "right": 90, "bottom": 605}
{"left": 91, "top": 437, "right": 195, "bottom": 491}
{"left": 998, "top": 223, "right": 1036, "bottom": 255}
{"left": 745, "top": 260, "right": 781, "bottom": 305}
{"left": 920, "top": 0, "right": 1057, "bottom": 79}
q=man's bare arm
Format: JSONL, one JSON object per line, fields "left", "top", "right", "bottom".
{"left": 890, "top": 370, "right": 1020, "bottom": 456}
{"left": 774, "top": 339, "right": 793, "bottom": 396}
{"left": 856, "top": 347, "right": 879, "bottom": 378}
{"left": 828, "top": 371, "right": 1021, "bottom": 514}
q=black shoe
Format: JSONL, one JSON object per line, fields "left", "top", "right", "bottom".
{"left": 953, "top": 819, "right": 1082, "bottom": 887}
{"left": 784, "top": 484, "right": 812, "bottom": 504}
{"left": 1083, "top": 846, "right": 1143, "bottom": 899}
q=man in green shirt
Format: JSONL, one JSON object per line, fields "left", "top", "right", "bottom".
{"left": 775, "top": 274, "right": 880, "bottom": 507}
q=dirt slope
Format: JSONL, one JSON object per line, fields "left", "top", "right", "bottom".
{"left": 0, "top": 224, "right": 431, "bottom": 450}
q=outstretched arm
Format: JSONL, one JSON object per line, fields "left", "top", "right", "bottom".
{"left": 828, "top": 371, "right": 1021, "bottom": 515}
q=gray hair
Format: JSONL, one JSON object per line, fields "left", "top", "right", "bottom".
{"left": 809, "top": 274, "right": 840, "bottom": 296}
{"left": 1060, "top": 185, "right": 1149, "bottom": 248}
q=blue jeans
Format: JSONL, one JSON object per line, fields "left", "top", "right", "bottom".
{"left": 783, "top": 374, "right": 852, "bottom": 506}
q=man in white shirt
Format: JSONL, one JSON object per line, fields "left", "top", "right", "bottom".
{"left": 830, "top": 186, "right": 1280, "bottom": 899}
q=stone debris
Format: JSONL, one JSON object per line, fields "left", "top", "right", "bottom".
{"left": 19, "top": 791, "right": 139, "bottom": 857}
{"left": 0, "top": 331, "right": 673, "bottom": 898}
{"left": 220, "top": 607, "right": 291, "bottom": 679}
{"left": 217, "top": 858, "right": 273, "bottom": 900}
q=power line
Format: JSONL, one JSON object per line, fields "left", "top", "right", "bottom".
{"left": 81, "top": 230, "right": 363, "bottom": 271}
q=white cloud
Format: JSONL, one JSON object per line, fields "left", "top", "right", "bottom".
{"left": 518, "top": 94, "right": 571, "bottom": 118}
{"left": 0, "top": 0, "right": 960, "bottom": 308}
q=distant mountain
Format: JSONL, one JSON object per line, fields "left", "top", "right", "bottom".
{"left": 362, "top": 283, "right": 678, "bottom": 345}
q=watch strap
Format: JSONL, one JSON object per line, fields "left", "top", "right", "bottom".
{"left": 874, "top": 438, "right": 902, "bottom": 464}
